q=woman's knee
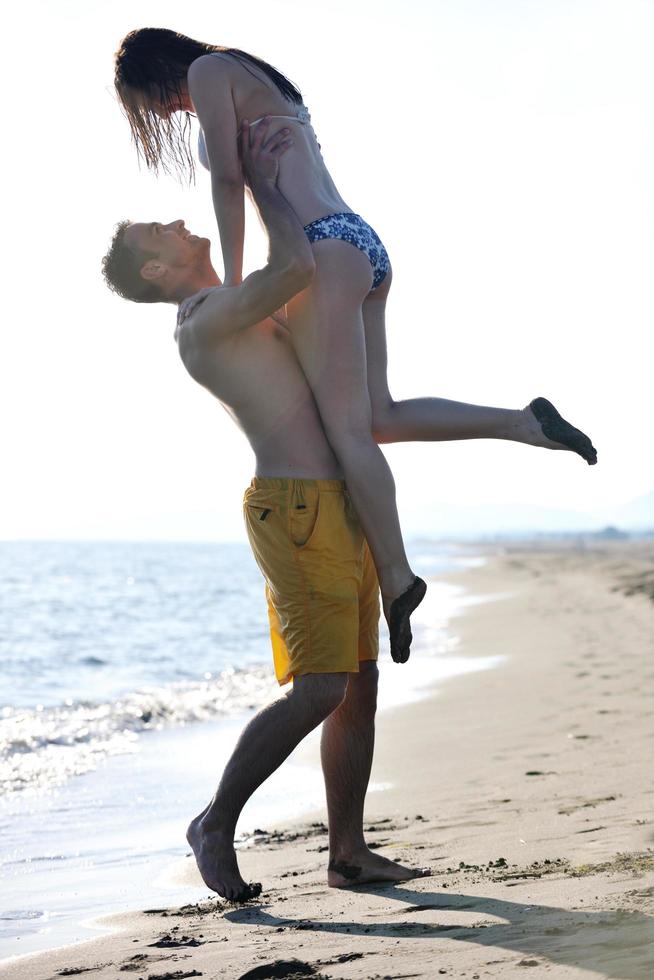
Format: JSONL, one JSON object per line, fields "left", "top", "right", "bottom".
{"left": 371, "top": 401, "right": 397, "bottom": 444}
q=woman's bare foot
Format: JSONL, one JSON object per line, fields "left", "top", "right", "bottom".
{"left": 327, "top": 846, "right": 432, "bottom": 888}
{"left": 186, "top": 812, "right": 262, "bottom": 902}
{"left": 516, "top": 398, "right": 597, "bottom": 464}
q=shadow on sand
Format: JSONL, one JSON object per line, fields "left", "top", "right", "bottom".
{"left": 226, "top": 882, "right": 654, "bottom": 979}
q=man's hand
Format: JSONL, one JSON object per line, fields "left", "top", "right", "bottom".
{"left": 240, "top": 118, "right": 293, "bottom": 190}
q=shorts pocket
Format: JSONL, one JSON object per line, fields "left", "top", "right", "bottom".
{"left": 243, "top": 490, "right": 280, "bottom": 547}
{"left": 243, "top": 487, "right": 279, "bottom": 518}
{"left": 289, "top": 488, "right": 321, "bottom": 549}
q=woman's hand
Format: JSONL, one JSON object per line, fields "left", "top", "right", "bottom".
{"left": 177, "top": 287, "right": 219, "bottom": 327}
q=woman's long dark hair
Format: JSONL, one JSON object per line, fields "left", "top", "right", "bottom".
{"left": 114, "top": 27, "right": 303, "bottom": 181}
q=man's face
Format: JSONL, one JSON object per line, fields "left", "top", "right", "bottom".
{"left": 123, "top": 220, "right": 211, "bottom": 296}
{"left": 125, "top": 219, "right": 208, "bottom": 267}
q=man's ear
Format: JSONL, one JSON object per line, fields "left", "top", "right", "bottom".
{"left": 141, "top": 260, "right": 167, "bottom": 282}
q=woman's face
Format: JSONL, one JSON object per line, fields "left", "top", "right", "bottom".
{"left": 135, "top": 85, "right": 191, "bottom": 119}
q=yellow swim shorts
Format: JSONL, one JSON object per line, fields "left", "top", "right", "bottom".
{"left": 243, "top": 477, "right": 379, "bottom": 686}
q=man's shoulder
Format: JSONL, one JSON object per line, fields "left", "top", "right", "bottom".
{"left": 181, "top": 285, "right": 238, "bottom": 345}
{"left": 176, "top": 297, "right": 255, "bottom": 371}
{"left": 189, "top": 280, "right": 279, "bottom": 344}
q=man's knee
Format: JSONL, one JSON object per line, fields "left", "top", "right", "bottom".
{"left": 295, "top": 672, "right": 348, "bottom": 719}
{"left": 349, "top": 661, "right": 379, "bottom": 717}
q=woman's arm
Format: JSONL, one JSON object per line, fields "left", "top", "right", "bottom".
{"left": 187, "top": 55, "right": 245, "bottom": 285}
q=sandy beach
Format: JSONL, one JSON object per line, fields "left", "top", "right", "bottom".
{"left": 2, "top": 539, "right": 653, "bottom": 980}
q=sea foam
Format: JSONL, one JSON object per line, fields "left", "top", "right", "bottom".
{"left": 1, "top": 666, "right": 279, "bottom": 794}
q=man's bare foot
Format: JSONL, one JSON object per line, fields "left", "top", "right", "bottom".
{"left": 186, "top": 812, "right": 262, "bottom": 902}
{"left": 328, "top": 847, "right": 432, "bottom": 888}
{"left": 383, "top": 576, "right": 427, "bottom": 664}
{"left": 522, "top": 398, "right": 597, "bottom": 464}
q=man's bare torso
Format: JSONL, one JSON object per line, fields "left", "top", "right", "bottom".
{"left": 178, "top": 311, "right": 342, "bottom": 479}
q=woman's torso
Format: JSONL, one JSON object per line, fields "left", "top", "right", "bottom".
{"left": 196, "top": 52, "right": 352, "bottom": 225}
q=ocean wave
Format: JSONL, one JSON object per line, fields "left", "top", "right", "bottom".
{"left": 0, "top": 666, "right": 279, "bottom": 795}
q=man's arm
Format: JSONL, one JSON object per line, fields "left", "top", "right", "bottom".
{"left": 183, "top": 121, "right": 314, "bottom": 347}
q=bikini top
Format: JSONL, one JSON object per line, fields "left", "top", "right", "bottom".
{"left": 197, "top": 106, "right": 311, "bottom": 171}
{"left": 197, "top": 52, "right": 312, "bottom": 170}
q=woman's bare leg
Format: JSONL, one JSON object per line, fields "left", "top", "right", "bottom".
{"left": 363, "top": 270, "right": 596, "bottom": 461}
{"left": 286, "top": 241, "right": 423, "bottom": 645}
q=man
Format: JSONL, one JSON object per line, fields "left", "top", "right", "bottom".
{"left": 102, "top": 122, "right": 595, "bottom": 901}
{"left": 102, "top": 121, "right": 428, "bottom": 901}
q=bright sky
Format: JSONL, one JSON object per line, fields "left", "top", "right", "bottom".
{"left": 3, "top": 0, "right": 653, "bottom": 540}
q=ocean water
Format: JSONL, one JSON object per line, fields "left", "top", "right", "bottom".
{"left": 1, "top": 542, "right": 283, "bottom": 792}
{"left": 0, "top": 540, "right": 498, "bottom": 961}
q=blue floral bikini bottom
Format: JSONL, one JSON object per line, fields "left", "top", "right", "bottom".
{"left": 303, "top": 212, "right": 390, "bottom": 291}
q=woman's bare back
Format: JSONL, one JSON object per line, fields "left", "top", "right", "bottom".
{"left": 197, "top": 53, "right": 352, "bottom": 224}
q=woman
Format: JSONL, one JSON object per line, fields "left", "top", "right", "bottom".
{"left": 114, "top": 28, "right": 596, "bottom": 661}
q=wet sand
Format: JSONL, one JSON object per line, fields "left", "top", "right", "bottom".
{"left": 2, "top": 540, "right": 653, "bottom": 979}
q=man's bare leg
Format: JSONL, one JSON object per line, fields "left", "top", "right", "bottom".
{"left": 187, "top": 672, "right": 347, "bottom": 901}
{"left": 321, "top": 662, "right": 428, "bottom": 886}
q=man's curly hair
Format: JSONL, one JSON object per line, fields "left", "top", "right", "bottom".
{"left": 101, "top": 220, "right": 163, "bottom": 303}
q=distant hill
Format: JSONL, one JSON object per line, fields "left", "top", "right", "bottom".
{"left": 404, "top": 490, "right": 654, "bottom": 539}
{"left": 605, "top": 491, "right": 654, "bottom": 529}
